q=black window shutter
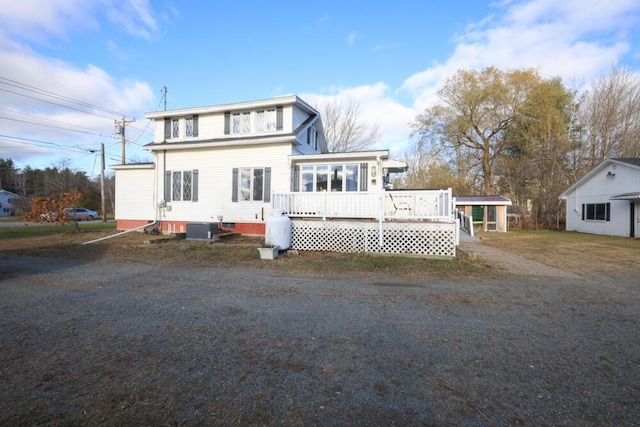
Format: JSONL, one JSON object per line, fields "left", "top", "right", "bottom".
{"left": 307, "top": 127, "right": 311, "bottom": 144}
{"left": 193, "top": 115, "right": 199, "bottom": 137}
{"left": 606, "top": 202, "right": 611, "bottom": 221}
{"left": 581, "top": 204, "right": 585, "bottom": 221}
{"left": 276, "top": 106, "right": 283, "bottom": 131}
{"left": 264, "top": 167, "right": 271, "bottom": 203}
{"left": 360, "top": 163, "right": 368, "bottom": 192}
{"left": 231, "top": 168, "right": 238, "bottom": 202}
{"left": 164, "top": 171, "right": 171, "bottom": 201}
{"left": 224, "top": 112, "right": 230, "bottom": 135}
{"left": 164, "top": 118, "right": 171, "bottom": 140}
{"left": 192, "top": 169, "right": 199, "bottom": 202}
{"left": 292, "top": 165, "right": 299, "bottom": 192}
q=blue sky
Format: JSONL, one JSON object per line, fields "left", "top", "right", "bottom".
{"left": 1, "top": 0, "right": 639, "bottom": 179}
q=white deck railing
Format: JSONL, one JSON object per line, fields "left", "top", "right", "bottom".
{"left": 457, "top": 210, "right": 474, "bottom": 237}
{"left": 272, "top": 189, "right": 454, "bottom": 222}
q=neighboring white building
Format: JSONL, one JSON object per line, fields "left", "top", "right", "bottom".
{"left": 112, "top": 95, "right": 459, "bottom": 256}
{"left": 0, "top": 189, "right": 23, "bottom": 217}
{"left": 558, "top": 158, "right": 640, "bottom": 238}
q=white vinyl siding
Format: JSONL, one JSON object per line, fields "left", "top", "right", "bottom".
{"left": 563, "top": 162, "right": 640, "bottom": 237}
{"left": 114, "top": 168, "right": 156, "bottom": 220}
{"left": 156, "top": 144, "right": 291, "bottom": 223}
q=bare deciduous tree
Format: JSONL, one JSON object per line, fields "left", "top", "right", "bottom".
{"left": 578, "top": 66, "right": 640, "bottom": 167}
{"left": 311, "top": 97, "right": 381, "bottom": 152}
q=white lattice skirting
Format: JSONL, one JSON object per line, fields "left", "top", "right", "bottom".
{"left": 291, "top": 220, "right": 456, "bottom": 257}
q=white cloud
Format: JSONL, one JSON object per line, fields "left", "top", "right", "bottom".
{"left": 401, "top": 0, "right": 640, "bottom": 110}
{"left": 303, "top": 83, "right": 416, "bottom": 157}
{"left": 0, "top": 1, "right": 157, "bottom": 172}
{"left": 0, "top": 0, "right": 101, "bottom": 44}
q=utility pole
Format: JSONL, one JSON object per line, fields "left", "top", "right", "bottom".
{"left": 162, "top": 86, "right": 168, "bottom": 111}
{"left": 100, "top": 143, "right": 106, "bottom": 222}
{"left": 115, "top": 117, "right": 135, "bottom": 164}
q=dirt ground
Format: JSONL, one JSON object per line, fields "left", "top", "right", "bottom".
{"left": 0, "top": 230, "right": 639, "bottom": 425}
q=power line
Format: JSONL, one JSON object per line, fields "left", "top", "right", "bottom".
{"left": 0, "top": 76, "right": 135, "bottom": 120}
{"left": 0, "top": 115, "right": 109, "bottom": 138}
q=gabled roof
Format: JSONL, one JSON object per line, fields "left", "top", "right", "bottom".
{"left": 0, "top": 189, "right": 22, "bottom": 197}
{"left": 558, "top": 158, "right": 640, "bottom": 199}
{"left": 455, "top": 195, "right": 512, "bottom": 206}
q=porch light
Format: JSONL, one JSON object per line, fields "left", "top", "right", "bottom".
{"left": 371, "top": 166, "right": 377, "bottom": 177}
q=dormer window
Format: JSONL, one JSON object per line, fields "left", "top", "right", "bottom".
{"left": 185, "top": 116, "right": 198, "bottom": 137}
{"left": 232, "top": 112, "right": 251, "bottom": 135}
{"left": 172, "top": 119, "right": 179, "bottom": 138}
{"left": 256, "top": 109, "right": 276, "bottom": 133}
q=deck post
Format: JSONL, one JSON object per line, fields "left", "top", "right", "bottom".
{"left": 378, "top": 192, "right": 384, "bottom": 247}
{"left": 323, "top": 190, "right": 327, "bottom": 221}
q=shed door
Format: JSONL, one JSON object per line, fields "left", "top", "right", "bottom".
{"left": 486, "top": 205, "right": 497, "bottom": 231}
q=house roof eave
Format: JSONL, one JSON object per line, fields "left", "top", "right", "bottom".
{"left": 144, "top": 134, "right": 298, "bottom": 151}
{"left": 559, "top": 158, "right": 640, "bottom": 199}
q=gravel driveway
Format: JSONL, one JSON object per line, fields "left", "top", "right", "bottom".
{"left": 1, "top": 252, "right": 638, "bottom": 425}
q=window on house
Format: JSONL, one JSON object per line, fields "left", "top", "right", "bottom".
{"left": 266, "top": 109, "right": 276, "bottom": 131}
{"left": 172, "top": 119, "right": 179, "bottom": 138}
{"left": 167, "top": 170, "right": 199, "bottom": 202}
{"left": 346, "top": 165, "right": 358, "bottom": 191}
{"left": 582, "top": 203, "right": 610, "bottom": 221}
{"left": 301, "top": 166, "right": 314, "bottom": 192}
{"left": 255, "top": 109, "right": 276, "bottom": 133}
{"left": 307, "top": 126, "right": 317, "bottom": 148}
{"left": 316, "top": 165, "right": 328, "bottom": 191}
{"left": 256, "top": 111, "right": 265, "bottom": 133}
{"left": 295, "top": 163, "right": 364, "bottom": 192}
{"left": 172, "top": 171, "right": 182, "bottom": 200}
{"left": 185, "top": 117, "right": 194, "bottom": 137}
{"left": 330, "top": 165, "right": 344, "bottom": 192}
{"left": 239, "top": 168, "right": 264, "bottom": 201}
{"left": 232, "top": 167, "right": 271, "bottom": 202}
{"left": 232, "top": 112, "right": 251, "bottom": 134}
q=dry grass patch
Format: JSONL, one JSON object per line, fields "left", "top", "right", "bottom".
{"left": 0, "top": 224, "right": 479, "bottom": 279}
{"left": 477, "top": 229, "right": 639, "bottom": 279}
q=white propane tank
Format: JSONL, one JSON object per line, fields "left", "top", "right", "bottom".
{"left": 265, "top": 209, "right": 292, "bottom": 250}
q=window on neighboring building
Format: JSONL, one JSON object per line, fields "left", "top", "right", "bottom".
{"left": 166, "top": 170, "right": 199, "bottom": 202}
{"left": 232, "top": 167, "right": 271, "bottom": 202}
{"left": 582, "top": 203, "right": 610, "bottom": 221}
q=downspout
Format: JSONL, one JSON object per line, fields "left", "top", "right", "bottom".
{"left": 83, "top": 220, "right": 157, "bottom": 244}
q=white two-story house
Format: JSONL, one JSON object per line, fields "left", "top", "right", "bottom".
{"left": 112, "top": 95, "right": 457, "bottom": 256}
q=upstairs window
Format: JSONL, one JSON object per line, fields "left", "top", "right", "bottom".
{"left": 256, "top": 109, "right": 276, "bottom": 133}
{"left": 307, "top": 126, "right": 317, "bottom": 149}
{"left": 232, "top": 112, "right": 251, "bottom": 134}
{"left": 172, "top": 119, "right": 179, "bottom": 138}
{"left": 185, "top": 116, "right": 198, "bottom": 137}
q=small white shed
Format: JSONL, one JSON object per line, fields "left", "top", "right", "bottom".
{"left": 558, "top": 158, "right": 640, "bottom": 238}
